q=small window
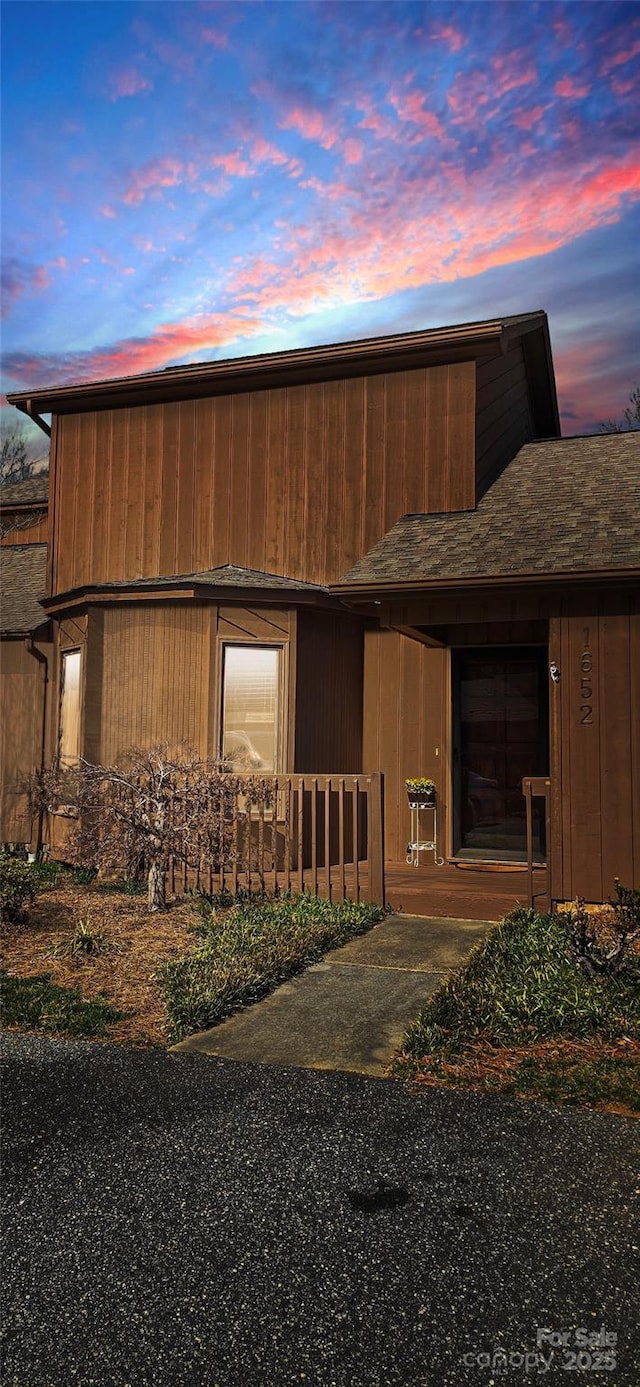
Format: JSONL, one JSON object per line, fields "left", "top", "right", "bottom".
{"left": 221, "top": 645, "right": 281, "bottom": 772}
{"left": 59, "top": 649, "right": 81, "bottom": 767}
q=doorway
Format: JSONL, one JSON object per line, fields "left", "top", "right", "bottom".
{"left": 452, "top": 647, "right": 549, "bottom": 861}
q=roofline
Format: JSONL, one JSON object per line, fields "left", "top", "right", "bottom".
{"left": 40, "top": 579, "right": 345, "bottom": 616}
{"left": 6, "top": 313, "right": 551, "bottom": 415}
{"left": 0, "top": 500, "right": 48, "bottom": 514}
{"left": 330, "top": 566, "right": 640, "bottom": 599}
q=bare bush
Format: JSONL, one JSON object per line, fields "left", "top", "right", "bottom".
{"left": 28, "top": 745, "right": 276, "bottom": 912}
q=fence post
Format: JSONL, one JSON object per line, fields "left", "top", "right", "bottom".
{"left": 368, "top": 772, "right": 385, "bottom": 906}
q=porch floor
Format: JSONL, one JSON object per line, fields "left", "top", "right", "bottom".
{"left": 383, "top": 859, "right": 549, "bottom": 922}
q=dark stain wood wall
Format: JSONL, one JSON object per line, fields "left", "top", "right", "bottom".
{"left": 550, "top": 589, "right": 640, "bottom": 901}
{"left": 475, "top": 341, "right": 535, "bottom": 497}
{"left": 50, "top": 361, "right": 476, "bottom": 595}
{"left": 1, "top": 636, "right": 51, "bottom": 843}
{"left": 294, "top": 610, "right": 363, "bottom": 773}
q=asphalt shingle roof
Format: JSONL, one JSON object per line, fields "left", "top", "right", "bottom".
{"left": 337, "top": 432, "right": 640, "bottom": 587}
{"left": 1, "top": 544, "right": 48, "bottom": 632}
{"left": 0, "top": 474, "right": 49, "bottom": 507}
{"left": 67, "top": 565, "right": 328, "bottom": 595}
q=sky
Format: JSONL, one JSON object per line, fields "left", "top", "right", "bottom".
{"left": 1, "top": 0, "right": 639, "bottom": 446}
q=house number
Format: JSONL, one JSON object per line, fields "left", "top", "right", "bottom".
{"left": 580, "top": 626, "right": 593, "bottom": 725}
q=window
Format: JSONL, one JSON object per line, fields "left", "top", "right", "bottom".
{"left": 220, "top": 645, "right": 281, "bottom": 772}
{"left": 59, "top": 649, "right": 81, "bottom": 767}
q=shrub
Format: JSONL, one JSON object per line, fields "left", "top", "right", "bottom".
{"left": 399, "top": 907, "right": 640, "bottom": 1060}
{"left": 0, "top": 855, "right": 42, "bottom": 925}
{"left": 158, "top": 892, "right": 386, "bottom": 1043}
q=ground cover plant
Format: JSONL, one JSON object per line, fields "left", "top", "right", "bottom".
{"left": 391, "top": 903, "right": 640, "bottom": 1115}
{"left": 157, "top": 893, "right": 386, "bottom": 1043}
{"left": 1, "top": 867, "right": 385, "bottom": 1047}
{"left": 0, "top": 874, "right": 201, "bottom": 1045}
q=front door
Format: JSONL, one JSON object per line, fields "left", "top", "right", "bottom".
{"left": 453, "top": 648, "right": 549, "bottom": 861}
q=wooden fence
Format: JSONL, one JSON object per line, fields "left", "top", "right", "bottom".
{"left": 167, "top": 772, "right": 385, "bottom": 905}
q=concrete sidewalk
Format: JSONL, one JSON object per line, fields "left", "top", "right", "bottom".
{"left": 172, "top": 913, "right": 491, "bottom": 1076}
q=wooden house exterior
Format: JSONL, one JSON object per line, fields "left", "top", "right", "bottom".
{"left": 5, "top": 313, "right": 639, "bottom": 915}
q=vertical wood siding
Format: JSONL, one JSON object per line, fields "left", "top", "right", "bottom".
{"left": 1, "top": 637, "right": 51, "bottom": 843}
{"left": 97, "top": 605, "right": 210, "bottom": 765}
{"left": 294, "top": 610, "right": 363, "bottom": 773}
{"left": 51, "top": 361, "right": 476, "bottom": 594}
{"left": 475, "top": 342, "right": 534, "bottom": 498}
{"left": 558, "top": 590, "right": 639, "bottom": 899}
{"left": 363, "top": 627, "right": 447, "bottom": 862}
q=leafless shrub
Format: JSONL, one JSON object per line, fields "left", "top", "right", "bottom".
{"left": 28, "top": 744, "right": 276, "bottom": 912}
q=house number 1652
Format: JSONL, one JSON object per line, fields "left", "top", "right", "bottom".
{"left": 580, "top": 627, "right": 593, "bottom": 725}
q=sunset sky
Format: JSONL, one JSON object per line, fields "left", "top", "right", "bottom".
{"left": 1, "top": 0, "right": 639, "bottom": 442}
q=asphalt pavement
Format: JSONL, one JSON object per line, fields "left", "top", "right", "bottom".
{"left": 1, "top": 1032, "right": 638, "bottom": 1387}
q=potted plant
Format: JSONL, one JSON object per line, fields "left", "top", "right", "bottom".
{"left": 405, "top": 777, "right": 436, "bottom": 809}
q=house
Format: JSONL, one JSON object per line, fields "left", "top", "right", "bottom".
{"left": 4, "top": 312, "right": 639, "bottom": 915}
{"left": 0, "top": 475, "right": 52, "bottom": 844}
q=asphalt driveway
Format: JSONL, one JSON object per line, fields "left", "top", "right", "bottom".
{"left": 1, "top": 1033, "right": 638, "bottom": 1386}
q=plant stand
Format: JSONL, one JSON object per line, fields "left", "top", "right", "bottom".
{"left": 406, "top": 802, "right": 444, "bottom": 867}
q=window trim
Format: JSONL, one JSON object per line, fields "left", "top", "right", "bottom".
{"left": 58, "top": 646, "right": 82, "bottom": 769}
{"left": 218, "top": 640, "right": 287, "bottom": 774}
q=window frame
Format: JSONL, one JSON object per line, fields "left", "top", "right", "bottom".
{"left": 58, "top": 647, "right": 82, "bottom": 769}
{"left": 217, "top": 641, "right": 287, "bottom": 775}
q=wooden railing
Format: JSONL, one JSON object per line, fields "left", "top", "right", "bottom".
{"left": 522, "top": 776, "right": 552, "bottom": 911}
{"left": 168, "top": 773, "right": 385, "bottom": 905}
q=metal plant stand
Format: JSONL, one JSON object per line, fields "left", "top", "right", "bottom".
{"left": 406, "top": 801, "right": 444, "bottom": 867}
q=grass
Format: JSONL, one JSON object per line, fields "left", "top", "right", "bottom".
{"left": 1, "top": 872, "right": 385, "bottom": 1047}
{"left": 157, "top": 893, "right": 386, "bottom": 1043}
{"left": 391, "top": 907, "right": 640, "bottom": 1114}
{"left": 0, "top": 969, "right": 124, "bottom": 1038}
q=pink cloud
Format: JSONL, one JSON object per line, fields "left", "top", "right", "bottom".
{"left": 554, "top": 76, "right": 590, "bottom": 99}
{"left": 430, "top": 22, "right": 465, "bottom": 53}
{"left": 108, "top": 66, "right": 153, "bottom": 101}
{"left": 101, "top": 205, "right": 117, "bottom": 219}
{"left": 122, "top": 157, "right": 186, "bottom": 205}
{"left": 278, "top": 105, "right": 339, "bottom": 150}
{"left": 600, "top": 38, "right": 640, "bottom": 78}
{"left": 512, "top": 105, "right": 546, "bottom": 131}
{"left": 343, "top": 137, "right": 364, "bottom": 165}
{"left": 490, "top": 51, "right": 537, "bottom": 99}
{"left": 387, "top": 87, "right": 445, "bottom": 141}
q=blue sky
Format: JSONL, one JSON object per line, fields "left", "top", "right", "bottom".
{"left": 2, "top": 0, "right": 639, "bottom": 439}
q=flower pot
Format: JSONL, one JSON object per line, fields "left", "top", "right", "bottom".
{"left": 406, "top": 788, "right": 435, "bottom": 809}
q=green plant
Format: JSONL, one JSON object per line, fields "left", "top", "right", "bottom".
{"left": 47, "top": 917, "right": 113, "bottom": 959}
{"left": 396, "top": 908, "right": 640, "bottom": 1063}
{"left": 71, "top": 865, "right": 98, "bottom": 887}
{"left": 0, "top": 855, "right": 42, "bottom": 924}
{"left": 405, "top": 777, "right": 435, "bottom": 792}
{"left": 157, "top": 892, "right": 386, "bottom": 1043}
{"left": 0, "top": 968, "right": 123, "bottom": 1037}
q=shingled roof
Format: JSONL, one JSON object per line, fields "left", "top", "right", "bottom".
{"left": 335, "top": 433, "right": 640, "bottom": 590}
{"left": 98, "top": 564, "right": 327, "bottom": 592}
{"left": 0, "top": 473, "right": 49, "bottom": 507}
{"left": 0, "top": 544, "right": 48, "bottom": 632}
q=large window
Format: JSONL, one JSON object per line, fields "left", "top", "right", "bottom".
{"left": 220, "top": 645, "right": 281, "bottom": 772}
{"left": 59, "top": 649, "right": 82, "bottom": 767}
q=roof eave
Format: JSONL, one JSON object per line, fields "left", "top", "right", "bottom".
{"left": 5, "top": 316, "right": 550, "bottom": 415}
{"left": 330, "top": 566, "right": 640, "bottom": 600}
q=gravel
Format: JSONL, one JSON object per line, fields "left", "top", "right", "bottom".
{"left": 1, "top": 1032, "right": 639, "bottom": 1386}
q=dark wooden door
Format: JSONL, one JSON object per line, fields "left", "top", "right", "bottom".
{"left": 453, "top": 648, "right": 548, "bottom": 860}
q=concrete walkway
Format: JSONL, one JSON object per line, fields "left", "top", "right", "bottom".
{"left": 173, "top": 913, "right": 491, "bottom": 1076}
